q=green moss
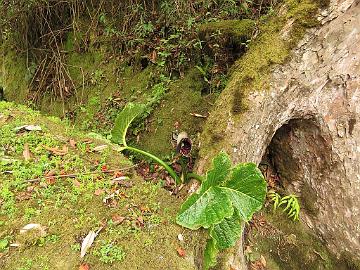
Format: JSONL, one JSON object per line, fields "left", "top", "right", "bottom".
{"left": 0, "top": 45, "right": 30, "bottom": 103}
{"left": 232, "top": 86, "right": 248, "bottom": 115}
{"left": 199, "top": 19, "right": 255, "bottom": 40}
{"left": 0, "top": 102, "right": 203, "bottom": 270}
{"left": 136, "top": 68, "right": 216, "bottom": 158}
{"left": 247, "top": 210, "right": 351, "bottom": 270}
{"left": 0, "top": 39, "right": 153, "bottom": 121}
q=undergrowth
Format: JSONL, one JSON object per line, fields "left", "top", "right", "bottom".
{"left": 0, "top": 0, "right": 277, "bottom": 105}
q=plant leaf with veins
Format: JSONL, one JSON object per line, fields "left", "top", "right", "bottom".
{"left": 177, "top": 153, "right": 234, "bottom": 229}
{"left": 177, "top": 153, "right": 266, "bottom": 230}
{"left": 176, "top": 186, "right": 233, "bottom": 229}
{"left": 176, "top": 152, "right": 267, "bottom": 268}
{"left": 210, "top": 211, "right": 242, "bottom": 250}
{"left": 199, "top": 151, "right": 232, "bottom": 193}
{"left": 111, "top": 103, "right": 145, "bottom": 146}
{"left": 223, "top": 163, "right": 267, "bottom": 221}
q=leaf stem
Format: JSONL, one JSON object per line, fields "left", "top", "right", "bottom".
{"left": 125, "top": 146, "right": 181, "bottom": 185}
{"left": 186, "top": 172, "right": 205, "bottom": 182}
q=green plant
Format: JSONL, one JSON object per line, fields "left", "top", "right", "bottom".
{"left": 17, "top": 259, "right": 34, "bottom": 270}
{"left": 70, "top": 243, "right": 81, "bottom": 252}
{"left": 112, "top": 103, "right": 180, "bottom": 184}
{"left": 195, "top": 65, "right": 210, "bottom": 83}
{"left": 269, "top": 191, "right": 300, "bottom": 221}
{"left": 24, "top": 207, "right": 39, "bottom": 221}
{"left": 0, "top": 238, "right": 9, "bottom": 252}
{"left": 94, "top": 241, "right": 125, "bottom": 264}
{"left": 176, "top": 152, "right": 267, "bottom": 269}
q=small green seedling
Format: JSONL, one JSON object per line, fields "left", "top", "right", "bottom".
{"left": 0, "top": 239, "right": 9, "bottom": 252}
{"left": 111, "top": 103, "right": 180, "bottom": 184}
{"left": 94, "top": 241, "right": 125, "bottom": 264}
{"left": 269, "top": 191, "right": 300, "bottom": 221}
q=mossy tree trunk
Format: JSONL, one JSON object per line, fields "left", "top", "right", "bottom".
{"left": 198, "top": 0, "right": 360, "bottom": 268}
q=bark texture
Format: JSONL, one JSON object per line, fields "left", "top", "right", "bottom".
{"left": 199, "top": 0, "right": 360, "bottom": 268}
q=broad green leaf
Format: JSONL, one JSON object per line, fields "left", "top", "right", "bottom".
{"left": 223, "top": 163, "right": 267, "bottom": 221}
{"left": 176, "top": 186, "right": 233, "bottom": 230}
{"left": 210, "top": 211, "right": 242, "bottom": 250}
{"left": 204, "top": 238, "right": 218, "bottom": 270}
{"left": 199, "top": 151, "right": 232, "bottom": 194}
{"left": 111, "top": 103, "right": 145, "bottom": 146}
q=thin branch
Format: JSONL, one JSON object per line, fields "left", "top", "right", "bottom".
{"left": 23, "top": 165, "right": 138, "bottom": 183}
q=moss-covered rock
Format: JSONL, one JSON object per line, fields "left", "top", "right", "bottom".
{"left": 199, "top": 0, "right": 326, "bottom": 166}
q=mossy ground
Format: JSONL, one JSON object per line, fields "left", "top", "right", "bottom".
{"left": 1, "top": 35, "right": 213, "bottom": 158}
{"left": 137, "top": 68, "right": 217, "bottom": 159}
{"left": 246, "top": 207, "right": 358, "bottom": 270}
{"left": 0, "top": 102, "right": 203, "bottom": 270}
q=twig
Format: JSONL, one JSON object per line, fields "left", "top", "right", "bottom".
{"left": 24, "top": 165, "right": 138, "bottom": 183}
{"left": 190, "top": 113, "right": 207, "bottom": 118}
{"left": 313, "top": 250, "right": 326, "bottom": 261}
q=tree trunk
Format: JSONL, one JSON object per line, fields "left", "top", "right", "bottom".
{"left": 198, "top": 0, "right": 360, "bottom": 268}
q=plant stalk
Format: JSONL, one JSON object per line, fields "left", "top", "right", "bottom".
{"left": 186, "top": 172, "right": 205, "bottom": 182}
{"left": 125, "top": 146, "right": 181, "bottom": 185}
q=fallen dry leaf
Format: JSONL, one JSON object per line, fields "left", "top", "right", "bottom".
{"left": 94, "top": 189, "right": 105, "bottom": 196}
{"left": 82, "top": 139, "right": 93, "bottom": 144}
{"left": 260, "top": 255, "right": 267, "bottom": 267}
{"left": 46, "top": 176, "right": 56, "bottom": 185}
{"left": 177, "top": 247, "right": 186, "bottom": 257}
{"left": 92, "top": 145, "right": 108, "bottom": 152}
{"left": 111, "top": 214, "right": 125, "bottom": 225}
{"left": 20, "top": 223, "right": 46, "bottom": 236}
{"left": 39, "top": 182, "right": 48, "bottom": 188}
{"left": 111, "top": 176, "right": 130, "bottom": 186}
{"left": 139, "top": 206, "right": 150, "bottom": 213}
{"left": 150, "top": 50, "right": 157, "bottom": 63}
{"left": 69, "top": 139, "right": 77, "bottom": 148}
{"left": 15, "top": 125, "right": 42, "bottom": 133}
{"left": 190, "top": 112, "right": 207, "bottom": 118}
{"left": 113, "top": 171, "right": 123, "bottom": 178}
{"left": 80, "top": 231, "right": 98, "bottom": 258}
{"left": 112, "top": 176, "right": 129, "bottom": 182}
{"left": 15, "top": 191, "right": 32, "bottom": 202}
{"left": 45, "top": 169, "right": 56, "bottom": 177}
{"left": 73, "top": 180, "right": 81, "bottom": 188}
{"left": 22, "top": 143, "right": 32, "bottom": 161}
{"left": 44, "top": 145, "right": 68, "bottom": 156}
{"left": 136, "top": 216, "right": 144, "bottom": 227}
{"left": 79, "top": 263, "right": 90, "bottom": 270}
